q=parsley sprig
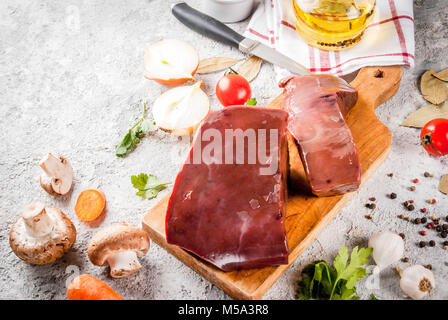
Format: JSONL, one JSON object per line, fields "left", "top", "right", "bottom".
{"left": 115, "top": 103, "right": 156, "bottom": 157}
{"left": 245, "top": 97, "right": 257, "bottom": 105}
{"left": 297, "top": 246, "right": 372, "bottom": 300}
{"left": 131, "top": 173, "right": 171, "bottom": 199}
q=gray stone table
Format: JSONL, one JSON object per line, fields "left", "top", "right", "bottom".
{"left": 0, "top": 0, "right": 447, "bottom": 300}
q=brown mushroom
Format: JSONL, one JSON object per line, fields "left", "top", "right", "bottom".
{"left": 39, "top": 153, "right": 73, "bottom": 196}
{"left": 88, "top": 224, "right": 150, "bottom": 278}
{"left": 9, "top": 201, "right": 76, "bottom": 265}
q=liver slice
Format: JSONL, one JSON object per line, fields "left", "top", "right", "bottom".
{"left": 280, "top": 75, "right": 361, "bottom": 197}
{"left": 166, "top": 106, "right": 289, "bottom": 271}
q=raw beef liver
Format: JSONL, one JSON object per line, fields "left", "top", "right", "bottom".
{"left": 166, "top": 106, "right": 289, "bottom": 271}
{"left": 280, "top": 75, "right": 361, "bottom": 197}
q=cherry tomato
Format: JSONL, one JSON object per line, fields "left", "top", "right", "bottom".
{"left": 216, "top": 73, "right": 251, "bottom": 107}
{"left": 420, "top": 118, "right": 448, "bottom": 156}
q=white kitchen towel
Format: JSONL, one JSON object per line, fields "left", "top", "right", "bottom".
{"left": 244, "top": 0, "right": 414, "bottom": 80}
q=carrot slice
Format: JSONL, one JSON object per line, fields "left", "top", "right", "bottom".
{"left": 67, "top": 274, "right": 124, "bottom": 300}
{"left": 75, "top": 189, "right": 106, "bottom": 222}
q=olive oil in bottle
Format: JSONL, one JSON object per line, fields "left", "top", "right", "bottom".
{"left": 293, "top": 0, "right": 376, "bottom": 51}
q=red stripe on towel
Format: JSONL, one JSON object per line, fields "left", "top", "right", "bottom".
{"left": 248, "top": 28, "right": 269, "bottom": 41}
{"left": 309, "top": 52, "right": 414, "bottom": 72}
{"left": 388, "top": 0, "right": 409, "bottom": 65}
{"left": 308, "top": 46, "right": 315, "bottom": 71}
{"left": 334, "top": 51, "right": 343, "bottom": 76}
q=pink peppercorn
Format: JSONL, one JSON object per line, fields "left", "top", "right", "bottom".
{"left": 409, "top": 200, "right": 414, "bottom": 204}
{"left": 421, "top": 208, "right": 427, "bottom": 213}
{"left": 413, "top": 178, "right": 419, "bottom": 183}
{"left": 420, "top": 231, "right": 426, "bottom": 236}
{"left": 426, "top": 224, "right": 432, "bottom": 229}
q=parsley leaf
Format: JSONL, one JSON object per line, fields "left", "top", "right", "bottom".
{"left": 115, "top": 103, "right": 156, "bottom": 157}
{"left": 245, "top": 98, "right": 257, "bottom": 105}
{"left": 297, "top": 245, "right": 372, "bottom": 300}
{"left": 131, "top": 173, "right": 171, "bottom": 199}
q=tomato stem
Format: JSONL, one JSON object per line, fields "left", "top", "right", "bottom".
{"left": 227, "top": 67, "right": 239, "bottom": 75}
{"left": 421, "top": 134, "right": 442, "bottom": 155}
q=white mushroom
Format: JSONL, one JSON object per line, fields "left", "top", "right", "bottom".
{"left": 88, "top": 224, "right": 150, "bottom": 278}
{"left": 9, "top": 201, "right": 77, "bottom": 265}
{"left": 39, "top": 153, "right": 73, "bottom": 196}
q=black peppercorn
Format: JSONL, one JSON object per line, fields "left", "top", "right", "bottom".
{"left": 390, "top": 193, "right": 397, "bottom": 199}
{"left": 419, "top": 241, "right": 426, "bottom": 248}
{"left": 441, "top": 231, "right": 448, "bottom": 238}
{"left": 399, "top": 233, "right": 405, "bottom": 239}
{"left": 421, "top": 217, "right": 427, "bottom": 224}
{"left": 402, "top": 257, "right": 409, "bottom": 262}
{"left": 414, "top": 218, "right": 421, "bottom": 224}
{"left": 436, "top": 226, "right": 442, "bottom": 232}
{"left": 443, "top": 224, "right": 448, "bottom": 231}
{"left": 365, "top": 203, "right": 376, "bottom": 209}
{"left": 426, "top": 264, "right": 433, "bottom": 270}
{"left": 429, "top": 240, "right": 436, "bottom": 247}
{"left": 407, "top": 205, "right": 415, "bottom": 211}
{"left": 444, "top": 241, "right": 448, "bottom": 246}
{"left": 424, "top": 172, "right": 431, "bottom": 177}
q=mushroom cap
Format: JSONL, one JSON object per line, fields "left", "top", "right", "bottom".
{"left": 9, "top": 207, "right": 76, "bottom": 265}
{"left": 88, "top": 223, "right": 150, "bottom": 266}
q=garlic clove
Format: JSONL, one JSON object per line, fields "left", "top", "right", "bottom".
{"left": 399, "top": 265, "right": 435, "bottom": 300}
{"left": 368, "top": 231, "right": 404, "bottom": 270}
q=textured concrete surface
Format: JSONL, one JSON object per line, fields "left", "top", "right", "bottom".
{"left": 0, "top": 0, "right": 447, "bottom": 300}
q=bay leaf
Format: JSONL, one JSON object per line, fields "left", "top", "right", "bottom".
{"left": 400, "top": 101, "right": 448, "bottom": 128}
{"left": 237, "top": 56, "right": 263, "bottom": 82}
{"left": 420, "top": 69, "right": 448, "bottom": 105}
{"left": 196, "top": 57, "right": 241, "bottom": 74}
{"left": 433, "top": 68, "right": 448, "bottom": 82}
{"left": 439, "top": 174, "right": 448, "bottom": 195}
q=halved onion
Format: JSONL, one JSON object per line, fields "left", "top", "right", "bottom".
{"left": 144, "top": 39, "right": 199, "bottom": 86}
{"left": 152, "top": 81, "right": 210, "bottom": 136}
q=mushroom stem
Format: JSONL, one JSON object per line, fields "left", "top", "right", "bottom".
{"left": 22, "top": 201, "right": 54, "bottom": 238}
{"left": 106, "top": 250, "right": 142, "bottom": 278}
{"left": 40, "top": 153, "right": 65, "bottom": 179}
{"left": 39, "top": 153, "right": 73, "bottom": 195}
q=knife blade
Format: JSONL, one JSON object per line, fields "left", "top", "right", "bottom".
{"left": 171, "top": 2, "right": 310, "bottom": 76}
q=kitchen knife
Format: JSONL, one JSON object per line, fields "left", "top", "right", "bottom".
{"left": 171, "top": 2, "right": 310, "bottom": 76}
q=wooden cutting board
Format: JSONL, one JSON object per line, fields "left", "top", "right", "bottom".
{"left": 142, "top": 66, "right": 402, "bottom": 300}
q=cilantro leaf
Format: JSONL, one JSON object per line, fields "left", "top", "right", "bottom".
{"left": 297, "top": 245, "right": 372, "bottom": 300}
{"left": 140, "top": 119, "right": 156, "bottom": 133}
{"left": 115, "top": 103, "right": 156, "bottom": 157}
{"left": 245, "top": 98, "right": 257, "bottom": 105}
{"left": 297, "top": 275, "right": 312, "bottom": 300}
{"left": 330, "top": 246, "right": 372, "bottom": 299}
{"left": 336, "top": 246, "right": 372, "bottom": 282}
{"left": 332, "top": 285, "right": 359, "bottom": 300}
{"left": 131, "top": 173, "right": 171, "bottom": 199}
{"left": 333, "top": 246, "right": 349, "bottom": 276}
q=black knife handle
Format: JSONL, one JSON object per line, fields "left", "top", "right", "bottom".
{"left": 171, "top": 2, "right": 245, "bottom": 49}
